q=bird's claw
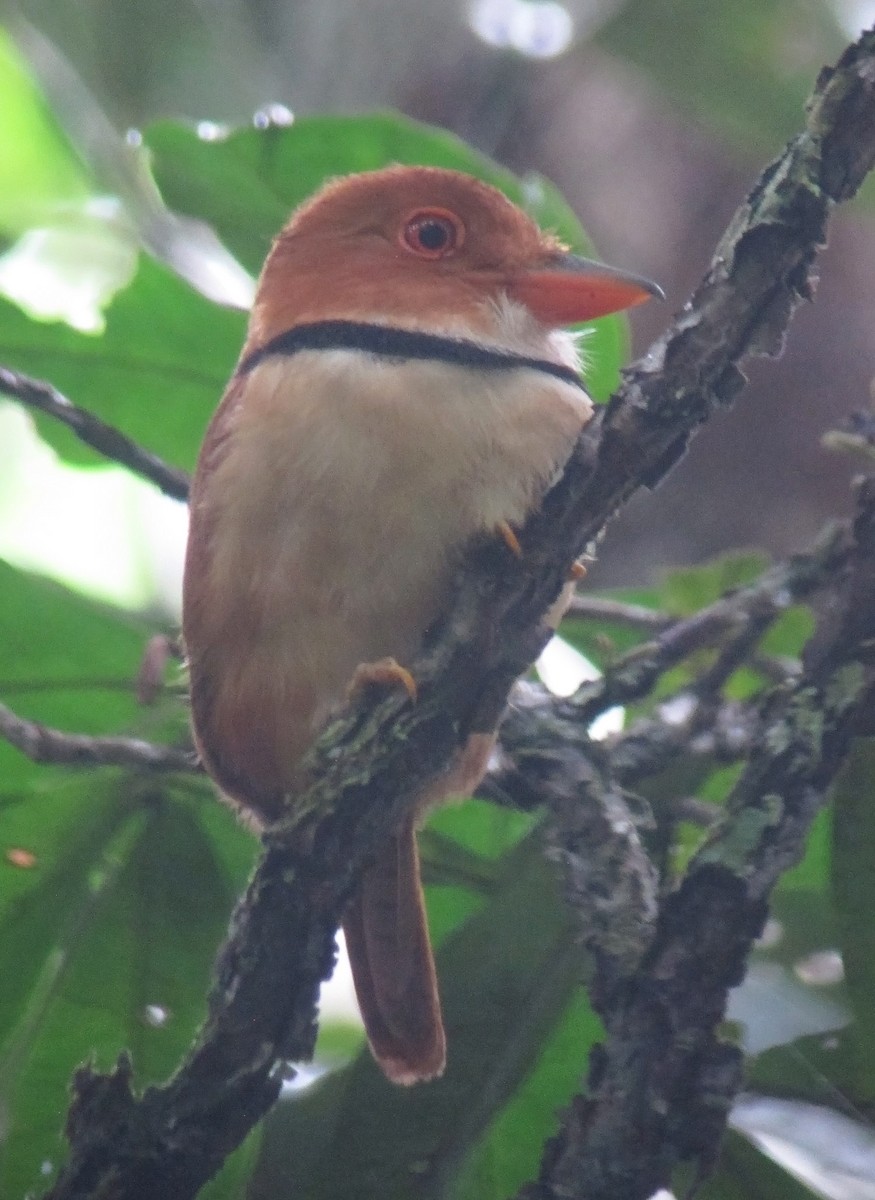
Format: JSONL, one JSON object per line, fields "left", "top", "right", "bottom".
{"left": 348, "top": 657, "right": 418, "bottom": 703}
{"left": 496, "top": 519, "right": 522, "bottom": 557}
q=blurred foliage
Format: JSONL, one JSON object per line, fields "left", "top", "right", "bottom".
{"left": 1, "top": 17, "right": 875, "bottom": 1200}
{"left": 0, "top": 564, "right": 255, "bottom": 1196}
{"left": 0, "top": 261, "right": 244, "bottom": 471}
{"left": 600, "top": 0, "right": 847, "bottom": 154}
{"left": 0, "top": 29, "right": 90, "bottom": 240}
{"left": 3, "top": 0, "right": 856, "bottom": 165}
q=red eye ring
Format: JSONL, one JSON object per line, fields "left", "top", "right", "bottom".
{"left": 401, "top": 209, "right": 464, "bottom": 259}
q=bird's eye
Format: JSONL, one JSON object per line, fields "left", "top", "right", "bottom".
{"left": 401, "top": 209, "right": 463, "bottom": 259}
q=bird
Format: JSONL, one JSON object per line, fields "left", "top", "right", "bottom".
{"left": 182, "top": 164, "right": 661, "bottom": 1086}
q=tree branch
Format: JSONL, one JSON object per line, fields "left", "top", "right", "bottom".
{"left": 565, "top": 595, "right": 673, "bottom": 629}
{"left": 524, "top": 477, "right": 875, "bottom": 1200}
{"left": 0, "top": 366, "right": 191, "bottom": 501}
{"left": 39, "top": 26, "right": 875, "bottom": 1200}
{"left": 0, "top": 700, "right": 197, "bottom": 772}
{"left": 568, "top": 520, "right": 847, "bottom": 726}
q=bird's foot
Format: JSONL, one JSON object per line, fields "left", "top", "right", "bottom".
{"left": 348, "top": 657, "right": 418, "bottom": 704}
{"left": 568, "top": 559, "right": 587, "bottom": 582}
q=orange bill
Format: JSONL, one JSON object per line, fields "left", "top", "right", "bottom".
{"left": 509, "top": 252, "right": 664, "bottom": 326}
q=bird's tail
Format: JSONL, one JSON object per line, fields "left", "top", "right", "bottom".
{"left": 342, "top": 815, "right": 446, "bottom": 1085}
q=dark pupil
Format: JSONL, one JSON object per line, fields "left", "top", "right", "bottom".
{"left": 417, "top": 220, "right": 449, "bottom": 250}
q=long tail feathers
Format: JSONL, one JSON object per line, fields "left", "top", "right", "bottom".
{"left": 342, "top": 816, "right": 446, "bottom": 1085}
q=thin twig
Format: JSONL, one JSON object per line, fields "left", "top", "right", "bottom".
{"left": 0, "top": 366, "right": 191, "bottom": 501}
{"left": 565, "top": 596, "right": 674, "bottom": 630}
{"left": 0, "top": 701, "right": 198, "bottom": 773}
{"left": 570, "top": 523, "right": 847, "bottom": 724}
{"left": 691, "top": 602, "right": 777, "bottom": 701}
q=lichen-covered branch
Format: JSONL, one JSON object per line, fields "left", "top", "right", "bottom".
{"left": 523, "top": 478, "right": 875, "bottom": 1200}
{"left": 41, "top": 26, "right": 875, "bottom": 1200}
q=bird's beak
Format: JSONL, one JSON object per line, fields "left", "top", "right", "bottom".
{"left": 508, "top": 252, "right": 665, "bottom": 326}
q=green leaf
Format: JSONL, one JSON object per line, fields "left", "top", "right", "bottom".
{"left": 760, "top": 604, "right": 814, "bottom": 659}
{"left": 0, "top": 781, "right": 254, "bottom": 1196}
{"left": 659, "top": 552, "right": 769, "bottom": 616}
{"left": 145, "top": 111, "right": 628, "bottom": 402}
{"left": 0, "top": 31, "right": 91, "bottom": 237}
{"left": 746, "top": 1027, "right": 858, "bottom": 1104}
{"left": 0, "top": 256, "right": 244, "bottom": 470}
{"left": 0, "top": 782, "right": 139, "bottom": 1195}
{"left": 455, "top": 989, "right": 599, "bottom": 1200}
{"left": 0, "top": 560, "right": 257, "bottom": 1194}
{"left": 0, "top": 558, "right": 190, "bottom": 814}
{"left": 691, "top": 1129, "right": 820, "bottom": 1199}
{"left": 145, "top": 112, "right": 582, "bottom": 275}
{"left": 0, "top": 559, "right": 150, "bottom": 796}
{"left": 777, "top": 806, "right": 832, "bottom": 901}
{"left": 420, "top": 800, "right": 540, "bottom": 944}
{"left": 425, "top": 794, "right": 535, "bottom": 864}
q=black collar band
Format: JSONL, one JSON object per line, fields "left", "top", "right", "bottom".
{"left": 237, "top": 319, "right": 585, "bottom": 390}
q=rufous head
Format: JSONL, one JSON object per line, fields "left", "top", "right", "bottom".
{"left": 247, "top": 165, "right": 662, "bottom": 350}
